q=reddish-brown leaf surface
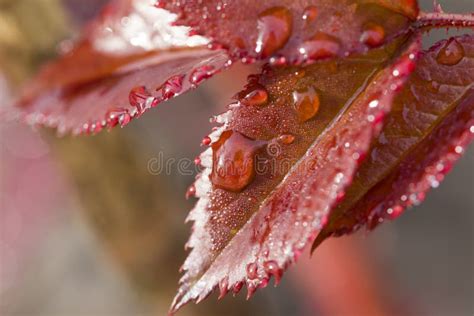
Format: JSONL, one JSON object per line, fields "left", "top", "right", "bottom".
{"left": 171, "top": 36, "right": 420, "bottom": 313}
{"left": 13, "top": 0, "right": 230, "bottom": 135}
{"left": 314, "top": 35, "right": 474, "bottom": 247}
{"left": 159, "top": 0, "right": 418, "bottom": 64}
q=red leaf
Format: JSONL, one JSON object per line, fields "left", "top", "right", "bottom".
{"left": 314, "top": 35, "right": 474, "bottom": 246}
{"left": 13, "top": 0, "right": 229, "bottom": 135}
{"left": 171, "top": 36, "right": 420, "bottom": 313}
{"left": 159, "top": 0, "right": 418, "bottom": 64}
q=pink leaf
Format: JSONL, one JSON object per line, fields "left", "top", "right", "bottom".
{"left": 315, "top": 35, "right": 474, "bottom": 244}
{"left": 13, "top": 0, "right": 229, "bottom": 135}
{"left": 171, "top": 36, "right": 420, "bottom": 313}
{"left": 159, "top": 0, "right": 419, "bottom": 65}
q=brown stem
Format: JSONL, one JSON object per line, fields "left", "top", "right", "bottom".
{"left": 416, "top": 12, "right": 474, "bottom": 30}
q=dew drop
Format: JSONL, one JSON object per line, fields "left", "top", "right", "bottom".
{"left": 185, "top": 185, "right": 196, "bottom": 199}
{"left": 263, "top": 260, "right": 282, "bottom": 284}
{"left": 129, "top": 86, "right": 152, "bottom": 112}
{"left": 298, "top": 32, "right": 340, "bottom": 61}
{"left": 360, "top": 24, "right": 385, "bottom": 48}
{"left": 161, "top": 74, "right": 185, "bottom": 99}
{"left": 119, "top": 112, "right": 131, "bottom": 127}
{"left": 292, "top": 86, "right": 320, "bottom": 122}
{"left": 436, "top": 38, "right": 464, "bottom": 66}
{"left": 90, "top": 122, "right": 103, "bottom": 134}
{"left": 246, "top": 262, "right": 258, "bottom": 280}
{"left": 269, "top": 55, "right": 287, "bottom": 66}
{"left": 336, "top": 190, "right": 346, "bottom": 203}
{"left": 387, "top": 205, "right": 403, "bottom": 219}
{"left": 106, "top": 108, "right": 128, "bottom": 128}
{"left": 239, "top": 84, "right": 269, "bottom": 106}
{"left": 369, "top": 100, "right": 379, "bottom": 108}
{"left": 233, "top": 281, "right": 243, "bottom": 294}
{"left": 255, "top": 7, "right": 293, "bottom": 58}
{"left": 278, "top": 134, "right": 295, "bottom": 144}
{"left": 294, "top": 70, "right": 305, "bottom": 78}
{"left": 82, "top": 122, "right": 90, "bottom": 134}
{"left": 201, "top": 136, "right": 212, "bottom": 146}
{"left": 190, "top": 65, "right": 215, "bottom": 85}
{"left": 259, "top": 278, "right": 269, "bottom": 288}
{"left": 211, "top": 130, "right": 262, "bottom": 192}
{"left": 302, "top": 6, "right": 318, "bottom": 24}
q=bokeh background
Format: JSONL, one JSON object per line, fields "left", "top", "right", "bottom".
{"left": 0, "top": 0, "right": 472, "bottom": 315}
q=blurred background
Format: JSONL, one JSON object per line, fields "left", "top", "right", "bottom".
{"left": 0, "top": 0, "right": 472, "bottom": 315}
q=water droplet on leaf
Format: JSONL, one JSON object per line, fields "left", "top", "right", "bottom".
{"left": 129, "top": 86, "right": 152, "bottom": 112}
{"left": 278, "top": 134, "right": 295, "bottom": 144}
{"left": 302, "top": 6, "right": 318, "bottom": 24}
{"left": 190, "top": 65, "right": 216, "bottom": 85}
{"left": 201, "top": 136, "right": 212, "bottom": 146}
{"left": 186, "top": 185, "right": 196, "bottom": 199}
{"left": 233, "top": 281, "right": 243, "bottom": 294}
{"left": 211, "top": 130, "right": 262, "bottom": 192}
{"left": 292, "top": 86, "right": 320, "bottom": 121}
{"left": 106, "top": 108, "right": 128, "bottom": 128}
{"left": 255, "top": 7, "right": 293, "bottom": 58}
{"left": 360, "top": 24, "right": 385, "bottom": 48}
{"left": 436, "top": 38, "right": 464, "bottom": 66}
{"left": 246, "top": 262, "right": 258, "bottom": 279}
{"left": 263, "top": 260, "right": 282, "bottom": 284}
{"left": 239, "top": 84, "right": 269, "bottom": 106}
{"left": 298, "top": 32, "right": 340, "bottom": 61}
{"left": 161, "top": 74, "right": 185, "bottom": 99}
{"left": 119, "top": 112, "right": 131, "bottom": 127}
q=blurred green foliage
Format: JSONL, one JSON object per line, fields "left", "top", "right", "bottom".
{"left": 0, "top": 0, "right": 69, "bottom": 85}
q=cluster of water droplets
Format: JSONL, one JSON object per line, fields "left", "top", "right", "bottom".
{"left": 197, "top": 71, "right": 330, "bottom": 193}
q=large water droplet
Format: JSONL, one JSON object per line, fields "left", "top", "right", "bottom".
{"left": 255, "top": 7, "right": 293, "bottom": 58}
{"left": 211, "top": 130, "right": 261, "bottom": 192}
{"left": 436, "top": 38, "right": 464, "bottom": 66}
{"left": 239, "top": 84, "right": 269, "bottom": 106}
{"left": 292, "top": 86, "right": 320, "bottom": 121}
{"left": 298, "top": 32, "right": 340, "bottom": 61}
{"left": 360, "top": 24, "right": 385, "bottom": 48}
